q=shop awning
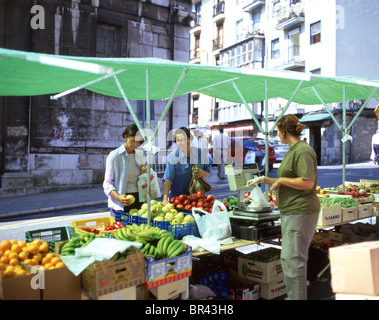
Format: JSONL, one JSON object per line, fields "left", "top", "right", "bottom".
{"left": 299, "top": 113, "right": 332, "bottom": 123}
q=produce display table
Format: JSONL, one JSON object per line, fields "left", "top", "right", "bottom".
{"left": 192, "top": 238, "right": 258, "bottom": 257}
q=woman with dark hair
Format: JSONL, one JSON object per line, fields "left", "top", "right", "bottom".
{"left": 246, "top": 114, "right": 320, "bottom": 300}
{"left": 103, "top": 123, "right": 147, "bottom": 217}
{"left": 162, "top": 127, "right": 211, "bottom": 205}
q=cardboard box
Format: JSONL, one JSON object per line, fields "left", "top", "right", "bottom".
{"left": 329, "top": 241, "right": 379, "bottom": 295}
{"left": 0, "top": 273, "right": 40, "bottom": 300}
{"left": 259, "top": 278, "right": 287, "bottom": 300}
{"left": 358, "top": 204, "right": 373, "bottom": 219}
{"left": 144, "top": 247, "right": 192, "bottom": 289}
{"left": 81, "top": 251, "right": 145, "bottom": 299}
{"left": 238, "top": 248, "right": 283, "bottom": 284}
{"left": 341, "top": 207, "right": 358, "bottom": 222}
{"left": 149, "top": 278, "right": 188, "bottom": 300}
{"left": 335, "top": 293, "right": 379, "bottom": 300}
{"left": 317, "top": 203, "right": 342, "bottom": 227}
{"left": 41, "top": 266, "right": 81, "bottom": 300}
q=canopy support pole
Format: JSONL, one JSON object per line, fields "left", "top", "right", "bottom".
{"left": 342, "top": 87, "right": 347, "bottom": 192}
{"left": 311, "top": 86, "right": 343, "bottom": 131}
{"left": 264, "top": 80, "right": 269, "bottom": 196}
{"left": 113, "top": 75, "right": 146, "bottom": 139}
{"left": 269, "top": 80, "right": 305, "bottom": 134}
{"left": 232, "top": 81, "right": 264, "bottom": 133}
{"left": 50, "top": 69, "right": 127, "bottom": 100}
{"left": 146, "top": 70, "right": 152, "bottom": 226}
{"left": 153, "top": 68, "right": 188, "bottom": 139}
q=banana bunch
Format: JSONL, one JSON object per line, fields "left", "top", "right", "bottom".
{"left": 111, "top": 247, "right": 138, "bottom": 261}
{"left": 113, "top": 223, "right": 172, "bottom": 243}
{"left": 141, "top": 237, "right": 185, "bottom": 260}
{"left": 60, "top": 232, "right": 101, "bottom": 256}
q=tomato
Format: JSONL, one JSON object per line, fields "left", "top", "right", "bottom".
{"left": 184, "top": 204, "right": 192, "bottom": 211}
{"left": 170, "top": 197, "right": 176, "bottom": 203}
{"left": 190, "top": 194, "right": 198, "bottom": 201}
{"left": 176, "top": 204, "right": 184, "bottom": 209}
{"left": 196, "top": 191, "right": 204, "bottom": 198}
{"left": 206, "top": 195, "right": 214, "bottom": 202}
{"left": 191, "top": 201, "right": 197, "bottom": 207}
{"left": 178, "top": 194, "right": 186, "bottom": 202}
{"left": 174, "top": 199, "right": 181, "bottom": 206}
{"left": 183, "top": 199, "right": 190, "bottom": 205}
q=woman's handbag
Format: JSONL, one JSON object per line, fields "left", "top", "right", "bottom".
{"left": 188, "top": 165, "right": 212, "bottom": 194}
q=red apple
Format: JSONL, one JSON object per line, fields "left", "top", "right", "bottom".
{"left": 174, "top": 199, "right": 181, "bottom": 206}
{"left": 178, "top": 194, "right": 186, "bottom": 202}
{"left": 170, "top": 197, "right": 176, "bottom": 203}
{"left": 176, "top": 204, "right": 184, "bottom": 209}
{"left": 184, "top": 204, "right": 192, "bottom": 211}
{"left": 206, "top": 195, "right": 214, "bottom": 202}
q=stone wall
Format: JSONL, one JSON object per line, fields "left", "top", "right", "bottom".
{"left": 0, "top": 0, "right": 191, "bottom": 197}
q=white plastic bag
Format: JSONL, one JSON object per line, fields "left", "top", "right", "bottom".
{"left": 192, "top": 200, "right": 232, "bottom": 242}
{"left": 137, "top": 169, "right": 161, "bottom": 202}
{"left": 249, "top": 185, "right": 270, "bottom": 207}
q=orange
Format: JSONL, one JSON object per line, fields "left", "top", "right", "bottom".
{"left": 0, "top": 240, "right": 12, "bottom": 252}
{"left": 8, "top": 252, "right": 18, "bottom": 260}
{"left": 0, "top": 250, "right": 3, "bottom": 257}
{"left": 18, "top": 251, "right": 28, "bottom": 261}
{"left": 28, "top": 245, "right": 39, "bottom": 255}
{"left": 33, "top": 253, "right": 42, "bottom": 262}
{"left": 9, "top": 258, "right": 19, "bottom": 266}
{"left": 44, "top": 263, "right": 53, "bottom": 269}
{"left": 11, "top": 244, "right": 22, "bottom": 254}
{"left": 45, "top": 253, "right": 54, "bottom": 260}
{"left": 48, "top": 266, "right": 55, "bottom": 270}
{"left": 0, "top": 256, "right": 9, "bottom": 264}
{"left": 41, "top": 256, "right": 51, "bottom": 266}
{"left": 14, "top": 269, "right": 26, "bottom": 277}
{"left": 3, "top": 249, "right": 11, "bottom": 257}
{"left": 0, "top": 262, "right": 6, "bottom": 271}
{"left": 50, "top": 257, "right": 61, "bottom": 266}
{"left": 30, "top": 258, "right": 39, "bottom": 266}
{"left": 17, "top": 240, "right": 26, "bottom": 249}
{"left": 10, "top": 239, "right": 18, "bottom": 245}
{"left": 32, "top": 239, "right": 43, "bottom": 247}
{"left": 24, "top": 259, "right": 32, "bottom": 265}
{"left": 39, "top": 242, "right": 49, "bottom": 253}
{"left": 55, "top": 262, "right": 65, "bottom": 268}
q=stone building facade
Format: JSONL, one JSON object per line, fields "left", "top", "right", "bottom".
{"left": 0, "top": 0, "right": 192, "bottom": 197}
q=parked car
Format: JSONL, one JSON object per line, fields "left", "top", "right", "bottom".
{"left": 230, "top": 137, "right": 266, "bottom": 173}
{"left": 269, "top": 138, "right": 289, "bottom": 163}
{"left": 246, "top": 137, "right": 276, "bottom": 170}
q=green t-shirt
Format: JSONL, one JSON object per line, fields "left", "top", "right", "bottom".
{"left": 277, "top": 141, "right": 320, "bottom": 215}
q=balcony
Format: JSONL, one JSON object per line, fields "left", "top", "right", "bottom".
{"left": 189, "top": 48, "right": 201, "bottom": 64}
{"left": 273, "top": 45, "right": 305, "bottom": 70}
{"left": 243, "top": 0, "right": 265, "bottom": 13}
{"left": 213, "top": 1, "right": 225, "bottom": 23}
{"left": 212, "top": 36, "right": 224, "bottom": 51}
{"left": 276, "top": 12, "right": 305, "bottom": 30}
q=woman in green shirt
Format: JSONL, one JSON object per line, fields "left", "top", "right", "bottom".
{"left": 246, "top": 114, "right": 320, "bottom": 300}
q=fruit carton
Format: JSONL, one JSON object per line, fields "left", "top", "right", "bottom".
{"left": 81, "top": 251, "right": 145, "bottom": 299}
{"left": 143, "top": 246, "right": 192, "bottom": 289}
{"left": 237, "top": 248, "right": 283, "bottom": 284}
{"left": 317, "top": 203, "right": 342, "bottom": 227}
{"left": 341, "top": 207, "right": 358, "bottom": 222}
{"left": 0, "top": 272, "right": 41, "bottom": 300}
{"left": 358, "top": 204, "right": 373, "bottom": 219}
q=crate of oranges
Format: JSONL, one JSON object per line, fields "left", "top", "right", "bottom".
{"left": 0, "top": 238, "right": 66, "bottom": 279}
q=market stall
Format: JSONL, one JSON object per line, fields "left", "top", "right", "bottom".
{"left": 1, "top": 48, "right": 379, "bottom": 300}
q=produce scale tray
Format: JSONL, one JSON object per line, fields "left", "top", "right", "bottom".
{"left": 25, "top": 226, "right": 77, "bottom": 251}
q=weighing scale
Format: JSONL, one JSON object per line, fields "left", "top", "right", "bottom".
{"left": 225, "top": 163, "right": 281, "bottom": 241}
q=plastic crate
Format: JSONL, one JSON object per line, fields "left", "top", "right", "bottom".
{"left": 25, "top": 226, "right": 77, "bottom": 252}
{"left": 71, "top": 216, "right": 115, "bottom": 236}
{"left": 115, "top": 210, "right": 139, "bottom": 225}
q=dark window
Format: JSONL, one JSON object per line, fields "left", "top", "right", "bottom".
{"left": 310, "top": 21, "right": 321, "bottom": 45}
{"left": 96, "top": 23, "right": 121, "bottom": 57}
{"left": 271, "top": 38, "right": 280, "bottom": 59}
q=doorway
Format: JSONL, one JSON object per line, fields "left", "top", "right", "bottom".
{"left": 310, "top": 125, "right": 321, "bottom": 165}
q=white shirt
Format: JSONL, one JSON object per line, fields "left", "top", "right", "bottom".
{"left": 212, "top": 133, "right": 230, "bottom": 149}
{"left": 103, "top": 144, "right": 144, "bottom": 211}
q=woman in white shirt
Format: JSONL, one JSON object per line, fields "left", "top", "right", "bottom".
{"left": 103, "top": 124, "right": 147, "bottom": 217}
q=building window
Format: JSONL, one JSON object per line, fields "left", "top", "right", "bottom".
{"left": 310, "top": 21, "right": 321, "bottom": 45}
{"left": 96, "top": 23, "right": 121, "bottom": 57}
{"left": 236, "top": 19, "right": 243, "bottom": 42}
{"left": 271, "top": 38, "right": 280, "bottom": 59}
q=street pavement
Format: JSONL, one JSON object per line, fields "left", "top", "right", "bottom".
{"left": 0, "top": 161, "right": 378, "bottom": 219}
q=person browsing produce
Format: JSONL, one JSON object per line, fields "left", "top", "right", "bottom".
{"left": 162, "top": 127, "right": 211, "bottom": 205}
{"left": 245, "top": 114, "right": 320, "bottom": 300}
{"left": 103, "top": 124, "right": 147, "bottom": 217}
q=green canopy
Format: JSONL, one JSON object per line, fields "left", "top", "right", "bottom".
{"left": 1, "top": 48, "right": 379, "bottom": 200}
{"left": 1, "top": 48, "right": 379, "bottom": 105}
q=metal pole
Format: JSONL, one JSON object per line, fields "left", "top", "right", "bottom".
{"left": 146, "top": 70, "right": 152, "bottom": 226}
{"left": 342, "top": 87, "right": 346, "bottom": 192}
{"left": 264, "top": 80, "right": 269, "bottom": 198}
